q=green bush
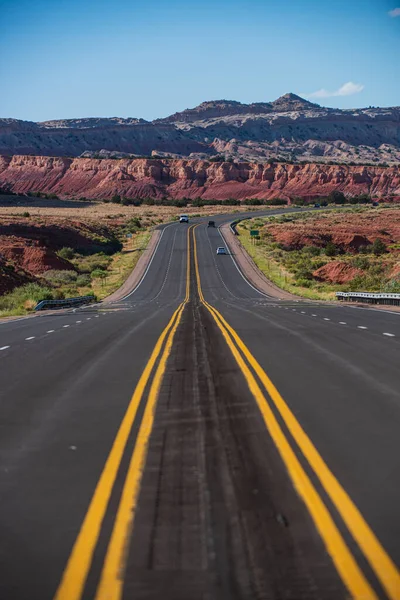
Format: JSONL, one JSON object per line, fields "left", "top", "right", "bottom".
{"left": 302, "top": 245, "right": 321, "bottom": 256}
{"left": 328, "top": 190, "right": 346, "bottom": 204}
{"left": 325, "top": 241, "right": 337, "bottom": 257}
{"left": 43, "top": 270, "right": 77, "bottom": 285}
{"left": 91, "top": 268, "right": 107, "bottom": 280}
{"left": 372, "top": 238, "right": 387, "bottom": 256}
{"left": 77, "top": 254, "right": 112, "bottom": 273}
{"left": 76, "top": 274, "right": 92, "bottom": 287}
{"left": 58, "top": 247, "right": 75, "bottom": 260}
{"left": 351, "top": 256, "right": 370, "bottom": 269}
{"left": 295, "top": 278, "right": 313, "bottom": 288}
{"left": 0, "top": 283, "right": 54, "bottom": 312}
{"left": 22, "top": 211, "right": 31, "bottom": 217}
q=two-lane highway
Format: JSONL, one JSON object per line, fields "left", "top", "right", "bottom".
{"left": 0, "top": 213, "right": 399, "bottom": 600}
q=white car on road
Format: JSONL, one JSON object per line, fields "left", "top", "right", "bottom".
{"left": 179, "top": 214, "right": 189, "bottom": 223}
{"left": 216, "top": 247, "right": 227, "bottom": 255}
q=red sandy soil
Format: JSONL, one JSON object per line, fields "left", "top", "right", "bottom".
{"left": 0, "top": 216, "right": 119, "bottom": 294}
{"left": 266, "top": 210, "right": 400, "bottom": 252}
{"left": 313, "top": 261, "right": 363, "bottom": 284}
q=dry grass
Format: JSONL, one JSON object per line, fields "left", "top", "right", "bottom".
{"left": 0, "top": 196, "right": 265, "bottom": 221}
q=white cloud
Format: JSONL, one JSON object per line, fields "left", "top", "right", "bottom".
{"left": 305, "top": 81, "right": 364, "bottom": 99}
{"left": 389, "top": 7, "right": 400, "bottom": 17}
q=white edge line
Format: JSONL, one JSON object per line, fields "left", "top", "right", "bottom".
{"left": 0, "top": 315, "right": 35, "bottom": 326}
{"left": 218, "top": 226, "right": 273, "bottom": 299}
{"left": 119, "top": 224, "right": 174, "bottom": 301}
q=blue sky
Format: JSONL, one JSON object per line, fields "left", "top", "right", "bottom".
{"left": 0, "top": 0, "right": 399, "bottom": 121}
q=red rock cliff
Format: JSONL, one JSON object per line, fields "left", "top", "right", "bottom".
{"left": 0, "top": 155, "right": 399, "bottom": 200}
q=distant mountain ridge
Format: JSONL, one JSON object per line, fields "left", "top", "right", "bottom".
{"left": 1, "top": 94, "right": 399, "bottom": 165}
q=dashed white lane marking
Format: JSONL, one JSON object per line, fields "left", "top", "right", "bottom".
{"left": 47, "top": 330, "right": 55, "bottom": 333}
{"left": 357, "top": 326, "right": 368, "bottom": 330}
{"left": 86, "top": 318, "right": 91, "bottom": 320}
{"left": 312, "top": 314, "right": 317, "bottom": 317}
{"left": 0, "top": 346, "right": 10, "bottom": 351}
{"left": 324, "top": 318, "right": 330, "bottom": 321}
{"left": 63, "top": 325, "right": 70, "bottom": 328}
{"left": 301, "top": 311, "right": 306, "bottom": 314}
{"left": 339, "top": 322, "right": 347, "bottom": 325}
{"left": 25, "top": 337, "right": 35, "bottom": 341}
{"left": 76, "top": 320, "right": 82, "bottom": 324}
{"left": 383, "top": 332, "right": 395, "bottom": 337}
{"left": 94, "top": 315, "right": 99, "bottom": 318}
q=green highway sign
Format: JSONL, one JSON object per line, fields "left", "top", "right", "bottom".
{"left": 250, "top": 230, "right": 260, "bottom": 236}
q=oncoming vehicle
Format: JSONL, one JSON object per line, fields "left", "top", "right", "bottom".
{"left": 208, "top": 220, "right": 216, "bottom": 227}
{"left": 179, "top": 214, "right": 189, "bottom": 223}
{"left": 216, "top": 246, "right": 227, "bottom": 255}
{"left": 314, "top": 203, "right": 320, "bottom": 208}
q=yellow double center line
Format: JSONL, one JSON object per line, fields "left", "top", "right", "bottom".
{"left": 54, "top": 226, "right": 192, "bottom": 600}
{"left": 55, "top": 223, "right": 399, "bottom": 600}
{"left": 192, "top": 224, "right": 400, "bottom": 600}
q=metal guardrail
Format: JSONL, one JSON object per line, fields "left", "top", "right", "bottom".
{"left": 230, "top": 220, "right": 240, "bottom": 235}
{"left": 336, "top": 292, "right": 400, "bottom": 306}
{"left": 34, "top": 295, "right": 95, "bottom": 311}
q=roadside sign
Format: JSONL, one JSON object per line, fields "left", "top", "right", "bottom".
{"left": 250, "top": 230, "right": 259, "bottom": 236}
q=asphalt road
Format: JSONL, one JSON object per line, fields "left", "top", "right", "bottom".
{"left": 0, "top": 210, "right": 399, "bottom": 600}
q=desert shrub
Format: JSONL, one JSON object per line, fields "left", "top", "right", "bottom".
{"left": 22, "top": 211, "right": 31, "bottom": 217}
{"left": 325, "top": 241, "right": 337, "bottom": 257}
{"left": 244, "top": 198, "right": 263, "bottom": 206}
{"left": 76, "top": 274, "right": 92, "bottom": 287}
{"left": 351, "top": 256, "right": 370, "bottom": 269}
{"left": 43, "top": 270, "right": 77, "bottom": 285}
{"left": 124, "top": 217, "right": 142, "bottom": 234}
{"left": 266, "top": 198, "right": 288, "bottom": 206}
{"left": 0, "top": 283, "right": 54, "bottom": 312}
{"left": 77, "top": 254, "right": 112, "bottom": 273}
{"left": 302, "top": 246, "right": 321, "bottom": 256}
{"left": 58, "top": 247, "right": 75, "bottom": 260}
{"left": 52, "top": 289, "right": 66, "bottom": 300}
{"left": 295, "top": 278, "right": 313, "bottom": 288}
{"left": 292, "top": 197, "right": 306, "bottom": 206}
{"left": 372, "top": 238, "right": 387, "bottom": 256}
{"left": 90, "top": 268, "right": 107, "bottom": 280}
{"left": 328, "top": 190, "right": 346, "bottom": 204}
{"left": 111, "top": 195, "right": 121, "bottom": 204}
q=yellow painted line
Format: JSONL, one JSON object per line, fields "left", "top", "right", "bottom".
{"left": 95, "top": 302, "right": 185, "bottom": 600}
{"left": 192, "top": 226, "right": 381, "bottom": 600}
{"left": 54, "top": 224, "right": 192, "bottom": 600}
{"left": 214, "top": 305, "right": 400, "bottom": 600}
{"left": 94, "top": 226, "right": 193, "bottom": 599}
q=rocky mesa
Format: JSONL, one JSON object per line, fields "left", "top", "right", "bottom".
{"left": 1, "top": 94, "right": 400, "bottom": 165}
{"left": 0, "top": 155, "right": 400, "bottom": 200}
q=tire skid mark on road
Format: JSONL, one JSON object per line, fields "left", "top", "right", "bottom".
{"left": 192, "top": 225, "right": 400, "bottom": 600}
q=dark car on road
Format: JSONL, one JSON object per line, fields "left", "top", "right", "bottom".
{"left": 208, "top": 220, "right": 215, "bottom": 227}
